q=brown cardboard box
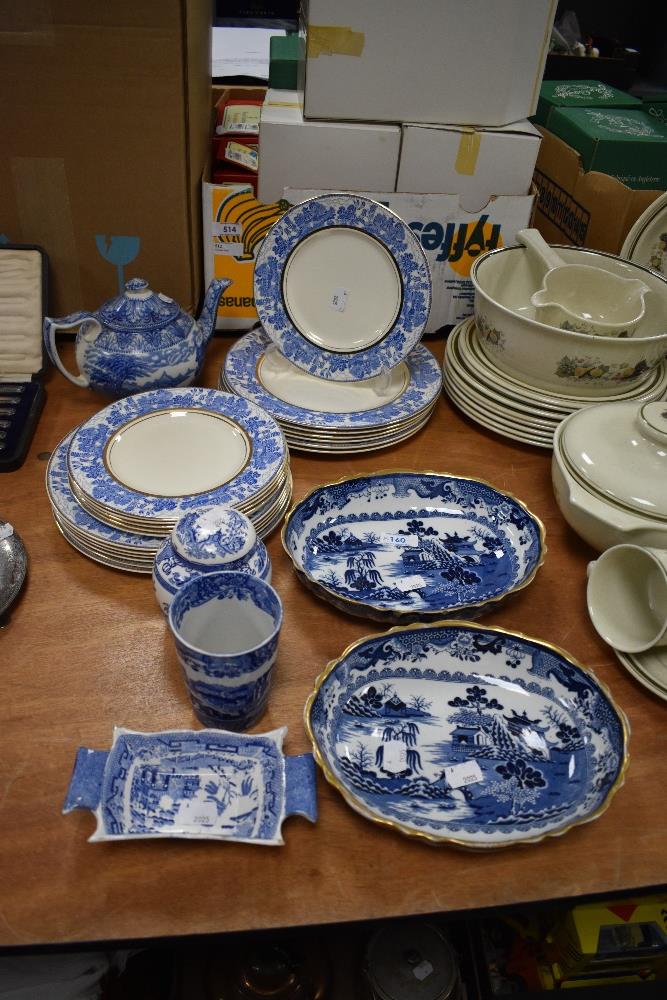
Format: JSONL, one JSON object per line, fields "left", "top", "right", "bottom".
{"left": 532, "top": 126, "right": 663, "bottom": 254}
{"left": 0, "top": 1, "right": 211, "bottom": 316}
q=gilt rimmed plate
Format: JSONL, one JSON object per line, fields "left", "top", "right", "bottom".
{"left": 621, "top": 191, "right": 667, "bottom": 278}
{"left": 47, "top": 434, "right": 162, "bottom": 554}
{"left": 67, "top": 388, "right": 287, "bottom": 526}
{"left": 280, "top": 408, "right": 436, "bottom": 453}
{"left": 63, "top": 726, "right": 317, "bottom": 844}
{"left": 305, "top": 621, "right": 629, "bottom": 848}
{"left": 254, "top": 194, "right": 431, "bottom": 381}
{"left": 283, "top": 471, "right": 545, "bottom": 622}
{"left": 223, "top": 326, "right": 442, "bottom": 429}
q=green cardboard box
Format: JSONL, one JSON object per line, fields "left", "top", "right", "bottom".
{"left": 642, "top": 93, "right": 667, "bottom": 127}
{"left": 534, "top": 80, "right": 642, "bottom": 128}
{"left": 546, "top": 107, "right": 667, "bottom": 190}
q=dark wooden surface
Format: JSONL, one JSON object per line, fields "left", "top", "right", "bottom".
{"left": 1, "top": 335, "right": 664, "bottom": 948}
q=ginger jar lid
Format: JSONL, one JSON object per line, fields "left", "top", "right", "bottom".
{"left": 171, "top": 506, "right": 257, "bottom": 567}
{"left": 560, "top": 400, "right": 667, "bottom": 521}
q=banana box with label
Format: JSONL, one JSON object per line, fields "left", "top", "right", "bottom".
{"left": 202, "top": 183, "right": 289, "bottom": 330}
{"left": 286, "top": 188, "right": 535, "bottom": 333}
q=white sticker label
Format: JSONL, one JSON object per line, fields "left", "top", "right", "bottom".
{"left": 213, "top": 242, "right": 246, "bottom": 257}
{"left": 444, "top": 760, "right": 484, "bottom": 788}
{"left": 212, "top": 222, "right": 242, "bottom": 238}
{"left": 0, "top": 523, "right": 14, "bottom": 540}
{"left": 379, "top": 533, "right": 418, "bottom": 546}
{"left": 330, "top": 288, "right": 348, "bottom": 312}
{"left": 413, "top": 959, "right": 434, "bottom": 982}
{"left": 398, "top": 574, "right": 428, "bottom": 592}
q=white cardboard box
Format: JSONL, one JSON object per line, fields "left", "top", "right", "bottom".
{"left": 258, "top": 89, "right": 400, "bottom": 204}
{"left": 286, "top": 188, "right": 535, "bottom": 332}
{"left": 300, "top": 0, "right": 557, "bottom": 126}
{"left": 397, "top": 121, "right": 542, "bottom": 209}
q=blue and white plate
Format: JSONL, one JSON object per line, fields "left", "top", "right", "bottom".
{"left": 63, "top": 726, "right": 317, "bottom": 845}
{"left": 222, "top": 327, "right": 442, "bottom": 431}
{"left": 47, "top": 433, "right": 161, "bottom": 556}
{"left": 283, "top": 472, "right": 545, "bottom": 622}
{"left": 306, "top": 622, "right": 629, "bottom": 848}
{"left": 67, "top": 388, "right": 288, "bottom": 529}
{"left": 254, "top": 194, "right": 431, "bottom": 382}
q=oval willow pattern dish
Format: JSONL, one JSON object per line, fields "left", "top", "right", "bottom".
{"left": 67, "top": 388, "right": 287, "bottom": 521}
{"left": 306, "top": 622, "right": 629, "bottom": 848}
{"left": 254, "top": 194, "right": 431, "bottom": 381}
{"left": 283, "top": 472, "right": 545, "bottom": 622}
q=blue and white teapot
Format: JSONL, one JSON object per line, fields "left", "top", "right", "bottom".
{"left": 43, "top": 276, "right": 232, "bottom": 396}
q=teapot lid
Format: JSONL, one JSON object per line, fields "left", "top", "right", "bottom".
{"left": 98, "top": 278, "right": 181, "bottom": 333}
{"left": 560, "top": 400, "right": 667, "bottom": 521}
{"left": 171, "top": 506, "right": 257, "bottom": 567}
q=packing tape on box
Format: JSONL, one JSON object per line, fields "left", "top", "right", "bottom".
{"left": 455, "top": 131, "right": 481, "bottom": 176}
{"left": 307, "top": 25, "right": 365, "bottom": 58}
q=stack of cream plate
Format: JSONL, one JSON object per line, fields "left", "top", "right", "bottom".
{"left": 443, "top": 317, "right": 667, "bottom": 449}
{"left": 613, "top": 647, "right": 667, "bottom": 703}
{"left": 219, "top": 326, "right": 442, "bottom": 453}
{"left": 46, "top": 388, "right": 291, "bottom": 573}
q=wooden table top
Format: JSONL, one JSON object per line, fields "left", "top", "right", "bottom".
{"left": 1, "top": 334, "right": 664, "bottom": 949}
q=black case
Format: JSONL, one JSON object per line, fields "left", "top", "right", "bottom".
{"left": 0, "top": 244, "right": 48, "bottom": 472}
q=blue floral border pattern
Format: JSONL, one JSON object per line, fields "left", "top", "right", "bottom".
{"left": 223, "top": 326, "right": 442, "bottom": 429}
{"left": 67, "top": 388, "right": 287, "bottom": 518}
{"left": 97, "top": 727, "right": 286, "bottom": 843}
{"left": 254, "top": 194, "right": 432, "bottom": 381}
{"left": 284, "top": 472, "right": 543, "bottom": 618}
{"left": 307, "top": 624, "right": 628, "bottom": 847}
{"left": 46, "top": 433, "right": 162, "bottom": 551}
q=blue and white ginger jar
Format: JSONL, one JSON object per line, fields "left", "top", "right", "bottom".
{"left": 153, "top": 505, "right": 271, "bottom": 614}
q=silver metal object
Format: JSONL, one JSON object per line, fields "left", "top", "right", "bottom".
{"left": 0, "top": 520, "right": 27, "bottom": 619}
{"left": 364, "top": 922, "right": 463, "bottom": 1000}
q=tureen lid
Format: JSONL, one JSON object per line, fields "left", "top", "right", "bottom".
{"left": 171, "top": 506, "right": 257, "bottom": 566}
{"left": 98, "top": 278, "right": 181, "bottom": 332}
{"left": 560, "top": 400, "right": 667, "bottom": 520}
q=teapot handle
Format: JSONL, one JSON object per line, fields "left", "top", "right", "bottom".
{"left": 43, "top": 311, "right": 102, "bottom": 388}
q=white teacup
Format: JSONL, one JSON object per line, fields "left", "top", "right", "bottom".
{"left": 587, "top": 544, "right": 667, "bottom": 653}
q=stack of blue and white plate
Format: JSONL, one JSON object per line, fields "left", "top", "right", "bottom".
{"left": 46, "top": 387, "right": 291, "bottom": 573}
{"left": 220, "top": 194, "right": 440, "bottom": 453}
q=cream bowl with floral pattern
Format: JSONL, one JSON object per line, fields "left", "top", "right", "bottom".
{"left": 471, "top": 245, "right": 667, "bottom": 397}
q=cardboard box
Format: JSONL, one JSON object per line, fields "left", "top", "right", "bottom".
{"left": 258, "top": 90, "right": 400, "bottom": 204}
{"left": 642, "top": 94, "right": 667, "bottom": 127}
{"left": 0, "top": 1, "right": 211, "bottom": 317}
{"left": 534, "top": 80, "right": 643, "bottom": 129}
{"left": 299, "top": 0, "right": 557, "bottom": 126}
{"left": 545, "top": 108, "right": 667, "bottom": 190}
{"left": 287, "top": 189, "right": 535, "bottom": 333}
{"left": 397, "top": 122, "right": 541, "bottom": 208}
{"left": 202, "top": 182, "right": 289, "bottom": 330}
{"left": 532, "top": 127, "right": 663, "bottom": 254}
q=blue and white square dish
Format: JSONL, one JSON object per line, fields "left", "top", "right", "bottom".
{"left": 282, "top": 472, "right": 545, "bottom": 622}
{"left": 63, "top": 727, "right": 317, "bottom": 845}
{"left": 254, "top": 194, "right": 431, "bottom": 382}
{"left": 305, "top": 622, "right": 629, "bottom": 849}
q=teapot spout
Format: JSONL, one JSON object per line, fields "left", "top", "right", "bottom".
{"left": 197, "top": 277, "right": 233, "bottom": 345}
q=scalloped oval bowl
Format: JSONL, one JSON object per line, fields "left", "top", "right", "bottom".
{"left": 282, "top": 471, "right": 545, "bottom": 623}
{"left": 305, "top": 620, "right": 629, "bottom": 849}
